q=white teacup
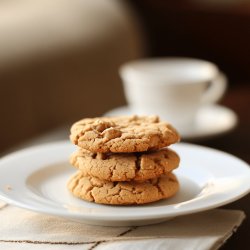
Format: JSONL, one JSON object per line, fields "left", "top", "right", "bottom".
{"left": 119, "top": 57, "right": 227, "bottom": 132}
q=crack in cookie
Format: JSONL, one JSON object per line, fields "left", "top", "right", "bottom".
{"left": 70, "top": 148, "right": 180, "bottom": 182}
{"left": 68, "top": 172, "right": 179, "bottom": 205}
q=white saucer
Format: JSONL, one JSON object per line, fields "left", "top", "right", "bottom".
{"left": 0, "top": 141, "right": 249, "bottom": 226}
{"left": 104, "top": 105, "right": 238, "bottom": 140}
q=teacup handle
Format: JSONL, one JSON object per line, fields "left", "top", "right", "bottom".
{"left": 202, "top": 72, "right": 228, "bottom": 104}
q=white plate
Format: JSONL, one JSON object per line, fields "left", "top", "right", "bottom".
{"left": 104, "top": 105, "right": 238, "bottom": 140}
{"left": 0, "top": 141, "right": 249, "bottom": 226}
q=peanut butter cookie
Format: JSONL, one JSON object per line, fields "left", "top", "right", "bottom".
{"left": 68, "top": 172, "right": 179, "bottom": 205}
{"left": 70, "top": 148, "right": 180, "bottom": 182}
{"left": 70, "top": 115, "right": 180, "bottom": 153}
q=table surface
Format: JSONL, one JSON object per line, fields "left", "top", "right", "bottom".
{"left": 188, "top": 84, "right": 249, "bottom": 250}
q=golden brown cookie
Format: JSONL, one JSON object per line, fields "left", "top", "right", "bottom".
{"left": 70, "top": 148, "right": 180, "bottom": 182}
{"left": 70, "top": 115, "right": 180, "bottom": 153}
{"left": 67, "top": 172, "right": 179, "bottom": 205}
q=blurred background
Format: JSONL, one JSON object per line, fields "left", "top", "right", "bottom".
{"left": 0, "top": 0, "right": 249, "bottom": 161}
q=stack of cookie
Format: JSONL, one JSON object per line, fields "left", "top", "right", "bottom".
{"left": 68, "top": 115, "right": 180, "bottom": 205}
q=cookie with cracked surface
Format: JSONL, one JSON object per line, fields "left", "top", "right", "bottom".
{"left": 67, "top": 172, "right": 179, "bottom": 205}
{"left": 70, "top": 115, "right": 180, "bottom": 153}
{"left": 70, "top": 148, "right": 180, "bottom": 182}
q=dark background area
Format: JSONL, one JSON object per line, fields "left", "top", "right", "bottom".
{"left": 130, "top": 0, "right": 250, "bottom": 83}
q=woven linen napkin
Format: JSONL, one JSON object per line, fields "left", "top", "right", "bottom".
{"left": 0, "top": 200, "right": 245, "bottom": 250}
